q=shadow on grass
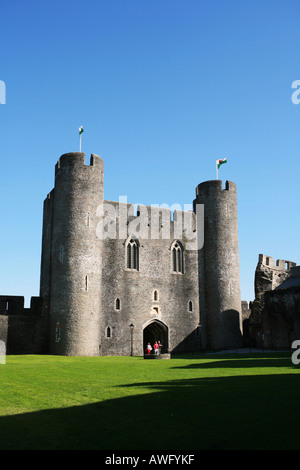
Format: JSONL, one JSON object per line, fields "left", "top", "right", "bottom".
{"left": 171, "top": 356, "right": 292, "bottom": 370}
{"left": 0, "top": 371, "right": 300, "bottom": 450}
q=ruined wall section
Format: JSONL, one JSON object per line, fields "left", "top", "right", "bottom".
{"left": 247, "top": 256, "right": 298, "bottom": 348}
{"left": 0, "top": 296, "right": 49, "bottom": 354}
{"left": 262, "top": 285, "right": 300, "bottom": 349}
{"left": 254, "top": 254, "right": 296, "bottom": 298}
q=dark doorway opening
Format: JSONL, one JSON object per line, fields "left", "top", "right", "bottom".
{"left": 143, "top": 320, "right": 168, "bottom": 354}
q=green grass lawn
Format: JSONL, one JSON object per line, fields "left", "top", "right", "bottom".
{"left": 0, "top": 352, "right": 299, "bottom": 450}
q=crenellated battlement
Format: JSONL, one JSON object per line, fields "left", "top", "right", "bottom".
{"left": 258, "top": 254, "right": 297, "bottom": 271}
{"left": 98, "top": 200, "right": 197, "bottom": 242}
{"left": 55, "top": 152, "right": 103, "bottom": 178}
{"left": 0, "top": 296, "right": 44, "bottom": 316}
{"left": 254, "top": 254, "right": 297, "bottom": 298}
{"left": 195, "top": 180, "right": 237, "bottom": 197}
{"left": 103, "top": 200, "right": 196, "bottom": 223}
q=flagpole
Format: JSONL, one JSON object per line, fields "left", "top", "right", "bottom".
{"left": 79, "top": 126, "right": 84, "bottom": 152}
{"left": 216, "top": 160, "right": 218, "bottom": 180}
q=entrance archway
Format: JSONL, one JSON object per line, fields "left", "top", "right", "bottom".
{"left": 143, "top": 320, "right": 168, "bottom": 354}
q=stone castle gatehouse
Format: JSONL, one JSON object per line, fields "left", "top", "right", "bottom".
{"left": 0, "top": 152, "right": 243, "bottom": 356}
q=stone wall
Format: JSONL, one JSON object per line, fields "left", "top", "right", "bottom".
{"left": 100, "top": 202, "right": 201, "bottom": 356}
{"left": 1, "top": 152, "right": 248, "bottom": 356}
{"left": 262, "top": 286, "right": 300, "bottom": 349}
{"left": 247, "top": 255, "right": 299, "bottom": 348}
{"left": 0, "top": 296, "right": 49, "bottom": 354}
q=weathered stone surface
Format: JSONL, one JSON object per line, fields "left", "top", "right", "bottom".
{"left": 246, "top": 256, "right": 299, "bottom": 349}
{"left": 254, "top": 254, "right": 296, "bottom": 297}
{"left": 262, "top": 286, "right": 300, "bottom": 349}
{"left": 193, "top": 180, "right": 243, "bottom": 350}
{"left": 0, "top": 152, "right": 246, "bottom": 356}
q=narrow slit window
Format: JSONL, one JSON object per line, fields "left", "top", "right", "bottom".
{"left": 188, "top": 301, "right": 193, "bottom": 312}
{"left": 115, "top": 298, "right": 121, "bottom": 311}
{"left": 59, "top": 244, "right": 64, "bottom": 263}
{"left": 106, "top": 327, "right": 111, "bottom": 338}
{"left": 153, "top": 290, "right": 158, "bottom": 301}
{"left": 55, "top": 322, "right": 61, "bottom": 342}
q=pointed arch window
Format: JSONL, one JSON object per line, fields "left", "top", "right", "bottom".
{"left": 171, "top": 241, "right": 184, "bottom": 273}
{"left": 126, "top": 238, "right": 139, "bottom": 270}
{"left": 115, "top": 298, "right": 121, "bottom": 311}
{"left": 106, "top": 326, "right": 111, "bottom": 338}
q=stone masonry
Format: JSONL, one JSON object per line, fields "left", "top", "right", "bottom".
{"left": 0, "top": 152, "right": 244, "bottom": 356}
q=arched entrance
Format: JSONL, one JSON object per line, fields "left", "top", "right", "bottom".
{"left": 143, "top": 320, "right": 168, "bottom": 354}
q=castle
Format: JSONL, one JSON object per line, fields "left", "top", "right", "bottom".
{"left": 0, "top": 151, "right": 246, "bottom": 356}
{"left": 1, "top": 151, "right": 299, "bottom": 356}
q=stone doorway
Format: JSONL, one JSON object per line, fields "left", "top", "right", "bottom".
{"left": 143, "top": 320, "right": 168, "bottom": 355}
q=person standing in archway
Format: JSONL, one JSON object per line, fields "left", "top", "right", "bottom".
{"left": 146, "top": 342, "right": 152, "bottom": 355}
{"left": 154, "top": 341, "right": 159, "bottom": 355}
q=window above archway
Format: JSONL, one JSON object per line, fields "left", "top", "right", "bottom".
{"left": 126, "top": 238, "right": 139, "bottom": 270}
{"left": 171, "top": 241, "right": 184, "bottom": 273}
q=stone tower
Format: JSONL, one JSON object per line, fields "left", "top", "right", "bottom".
{"left": 40, "top": 152, "right": 104, "bottom": 355}
{"left": 194, "top": 180, "right": 243, "bottom": 350}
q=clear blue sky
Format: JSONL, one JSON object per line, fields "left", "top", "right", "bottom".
{"left": 1, "top": 0, "right": 299, "bottom": 306}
